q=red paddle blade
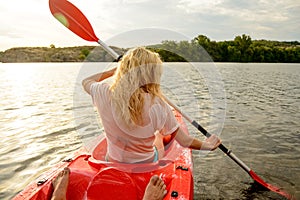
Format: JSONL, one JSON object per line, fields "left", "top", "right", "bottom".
{"left": 49, "top": 0, "right": 99, "bottom": 42}
{"left": 249, "top": 170, "right": 292, "bottom": 199}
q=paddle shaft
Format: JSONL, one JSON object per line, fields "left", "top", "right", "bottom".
{"left": 163, "top": 97, "right": 251, "bottom": 173}
{"left": 97, "top": 39, "right": 120, "bottom": 60}
{"left": 191, "top": 121, "right": 251, "bottom": 172}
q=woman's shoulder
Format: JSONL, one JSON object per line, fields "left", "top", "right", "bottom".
{"left": 90, "top": 82, "right": 112, "bottom": 99}
{"left": 91, "top": 82, "right": 110, "bottom": 91}
{"left": 143, "top": 93, "right": 162, "bottom": 103}
{"left": 143, "top": 95, "right": 169, "bottom": 111}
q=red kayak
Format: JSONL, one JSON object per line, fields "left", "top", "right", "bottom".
{"left": 13, "top": 111, "right": 193, "bottom": 200}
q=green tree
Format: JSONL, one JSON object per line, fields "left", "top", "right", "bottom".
{"left": 194, "top": 35, "right": 211, "bottom": 51}
{"left": 79, "top": 48, "right": 90, "bottom": 60}
{"left": 234, "top": 34, "right": 252, "bottom": 62}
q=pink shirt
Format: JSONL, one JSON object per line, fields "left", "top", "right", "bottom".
{"left": 90, "top": 82, "right": 179, "bottom": 163}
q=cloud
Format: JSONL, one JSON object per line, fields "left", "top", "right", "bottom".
{"left": 173, "top": 0, "right": 300, "bottom": 40}
{"left": 177, "top": 0, "right": 224, "bottom": 13}
{"left": 0, "top": 0, "right": 299, "bottom": 51}
{"left": 122, "top": 0, "right": 150, "bottom": 3}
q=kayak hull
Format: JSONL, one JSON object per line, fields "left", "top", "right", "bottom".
{"left": 13, "top": 111, "right": 194, "bottom": 200}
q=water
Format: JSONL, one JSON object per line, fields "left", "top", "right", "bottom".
{"left": 193, "top": 63, "right": 300, "bottom": 199}
{"left": 0, "top": 62, "right": 299, "bottom": 199}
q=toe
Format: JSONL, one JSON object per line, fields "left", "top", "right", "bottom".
{"left": 150, "top": 175, "right": 159, "bottom": 186}
{"left": 63, "top": 168, "right": 70, "bottom": 176}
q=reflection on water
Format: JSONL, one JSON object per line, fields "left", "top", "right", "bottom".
{"left": 0, "top": 63, "right": 83, "bottom": 199}
{"left": 0, "top": 63, "right": 299, "bottom": 199}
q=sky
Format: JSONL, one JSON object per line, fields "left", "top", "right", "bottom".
{"left": 0, "top": 0, "right": 299, "bottom": 51}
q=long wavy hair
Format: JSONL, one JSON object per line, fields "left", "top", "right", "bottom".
{"left": 110, "top": 47, "right": 163, "bottom": 127}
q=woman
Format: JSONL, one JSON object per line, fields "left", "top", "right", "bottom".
{"left": 82, "top": 47, "right": 221, "bottom": 164}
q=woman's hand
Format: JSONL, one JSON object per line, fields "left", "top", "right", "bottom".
{"left": 173, "top": 128, "right": 222, "bottom": 151}
{"left": 202, "top": 134, "right": 222, "bottom": 151}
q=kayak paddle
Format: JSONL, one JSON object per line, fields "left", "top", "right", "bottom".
{"left": 48, "top": 0, "right": 292, "bottom": 199}
{"left": 49, "top": 0, "right": 121, "bottom": 61}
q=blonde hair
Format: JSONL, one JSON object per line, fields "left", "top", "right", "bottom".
{"left": 110, "top": 47, "right": 163, "bottom": 127}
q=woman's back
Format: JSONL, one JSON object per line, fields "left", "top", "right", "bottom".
{"left": 91, "top": 82, "right": 179, "bottom": 163}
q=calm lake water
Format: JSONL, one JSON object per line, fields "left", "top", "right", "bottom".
{"left": 0, "top": 62, "right": 299, "bottom": 200}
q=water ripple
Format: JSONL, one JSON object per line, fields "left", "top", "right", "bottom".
{"left": 0, "top": 63, "right": 299, "bottom": 200}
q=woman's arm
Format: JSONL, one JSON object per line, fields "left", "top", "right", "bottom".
{"left": 174, "top": 127, "right": 221, "bottom": 151}
{"left": 82, "top": 67, "right": 117, "bottom": 95}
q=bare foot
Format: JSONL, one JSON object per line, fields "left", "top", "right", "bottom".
{"left": 143, "top": 175, "right": 167, "bottom": 200}
{"left": 51, "top": 167, "right": 70, "bottom": 200}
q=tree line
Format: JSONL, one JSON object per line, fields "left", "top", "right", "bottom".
{"left": 1, "top": 34, "right": 299, "bottom": 63}
{"left": 149, "top": 34, "right": 300, "bottom": 63}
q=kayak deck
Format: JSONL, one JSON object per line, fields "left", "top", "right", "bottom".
{"left": 13, "top": 111, "right": 194, "bottom": 200}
